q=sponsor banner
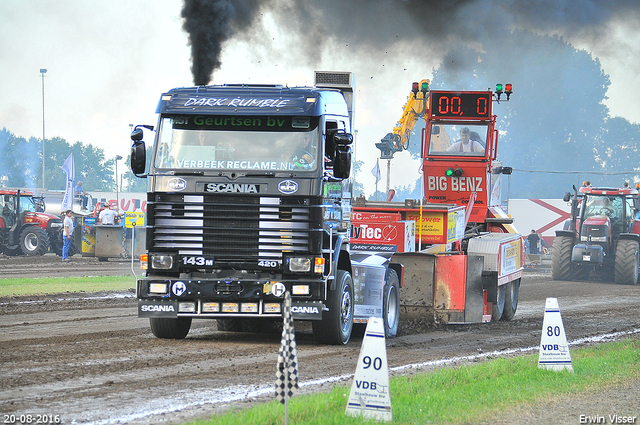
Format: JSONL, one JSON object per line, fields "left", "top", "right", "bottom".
{"left": 290, "top": 300, "right": 323, "bottom": 320}
{"left": 138, "top": 299, "right": 178, "bottom": 318}
{"left": 351, "top": 221, "right": 415, "bottom": 253}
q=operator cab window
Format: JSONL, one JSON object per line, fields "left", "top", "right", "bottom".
{"left": 427, "top": 123, "right": 488, "bottom": 157}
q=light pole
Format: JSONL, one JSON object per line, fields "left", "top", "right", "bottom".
{"left": 40, "top": 69, "right": 47, "bottom": 189}
{"left": 115, "top": 155, "right": 123, "bottom": 212}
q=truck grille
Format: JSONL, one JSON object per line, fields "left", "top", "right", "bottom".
{"left": 149, "top": 194, "right": 312, "bottom": 263}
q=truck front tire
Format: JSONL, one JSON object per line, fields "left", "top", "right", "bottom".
{"left": 149, "top": 317, "right": 192, "bottom": 339}
{"left": 313, "top": 269, "right": 354, "bottom": 345}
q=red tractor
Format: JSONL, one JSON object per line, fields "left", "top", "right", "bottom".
{"left": 552, "top": 184, "right": 640, "bottom": 284}
{"left": 0, "top": 189, "right": 66, "bottom": 256}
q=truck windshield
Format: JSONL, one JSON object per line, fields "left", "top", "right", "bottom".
{"left": 427, "top": 123, "right": 489, "bottom": 157}
{"left": 154, "top": 116, "right": 320, "bottom": 172}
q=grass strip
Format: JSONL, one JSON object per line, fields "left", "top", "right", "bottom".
{"left": 0, "top": 275, "right": 135, "bottom": 297}
{"left": 188, "top": 338, "right": 640, "bottom": 425}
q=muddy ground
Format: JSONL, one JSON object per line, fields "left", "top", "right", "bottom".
{"left": 1, "top": 254, "right": 639, "bottom": 424}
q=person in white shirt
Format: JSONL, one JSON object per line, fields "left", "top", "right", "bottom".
{"left": 446, "top": 127, "right": 485, "bottom": 153}
{"left": 98, "top": 206, "right": 117, "bottom": 225}
{"left": 62, "top": 210, "right": 74, "bottom": 260}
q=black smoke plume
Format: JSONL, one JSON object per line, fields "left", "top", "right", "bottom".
{"left": 181, "top": 0, "right": 268, "bottom": 85}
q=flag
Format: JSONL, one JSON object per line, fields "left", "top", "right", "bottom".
{"left": 60, "top": 153, "right": 75, "bottom": 211}
{"left": 371, "top": 159, "right": 381, "bottom": 184}
{"left": 275, "top": 291, "right": 299, "bottom": 405}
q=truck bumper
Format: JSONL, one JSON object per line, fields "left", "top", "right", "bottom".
{"left": 136, "top": 276, "right": 324, "bottom": 321}
{"left": 571, "top": 244, "right": 604, "bottom": 264}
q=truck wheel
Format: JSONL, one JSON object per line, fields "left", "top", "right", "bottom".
{"left": 491, "top": 283, "right": 506, "bottom": 322}
{"left": 614, "top": 240, "right": 640, "bottom": 285}
{"left": 551, "top": 235, "right": 573, "bottom": 281}
{"left": 19, "top": 227, "right": 50, "bottom": 256}
{"left": 383, "top": 268, "right": 400, "bottom": 338}
{"left": 149, "top": 317, "right": 192, "bottom": 339}
{"left": 312, "top": 269, "right": 354, "bottom": 345}
{"left": 501, "top": 279, "right": 520, "bottom": 321}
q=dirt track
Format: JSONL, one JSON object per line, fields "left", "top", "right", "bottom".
{"left": 1, "top": 254, "right": 639, "bottom": 424}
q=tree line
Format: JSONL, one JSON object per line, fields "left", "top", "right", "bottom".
{"left": 0, "top": 128, "right": 150, "bottom": 193}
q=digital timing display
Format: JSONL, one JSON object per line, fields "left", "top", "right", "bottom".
{"left": 430, "top": 91, "right": 491, "bottom": 119}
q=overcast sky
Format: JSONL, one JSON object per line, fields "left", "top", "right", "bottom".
{"left": 2, "top": 0, "right": 639, "bottom": 195}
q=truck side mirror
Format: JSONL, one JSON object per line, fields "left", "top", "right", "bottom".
{"left": 563, "top": 192, "right": 571, "bottom": 202}
{"left": 332, "top": 132, "right": 352, "bottom": 179}
{"left": 131, "top": 140, "right": 147, "bottom": 176}
{"left": 333, "top": 149, "right": 351, "bottom": 179}
{"left": 333, "top": 132, "right": 353, "bottom": 146}
{"left": 131, "top": 128, "right": 144, "bottom": 142}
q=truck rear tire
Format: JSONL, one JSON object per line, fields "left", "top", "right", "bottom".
{"left": 19, "top": 226, "right": 49, "bottom": 256}
{"left": 551, "top": 235, "right": 573, "bottom": 281}
{"left": 614, "top": 239, "right": 640, "bottom": 285}
{"left": 312, "top": 269, "right": 354, "bottom": 345}
{"left": 491, "top": 283, "right": 506, "bottom": 322}
{"left": 383, "top": 269, "right": 400, "bottom": 337}
{"left": 149, "top": 317, "right": 192, "bottom": 339}
{"left": 501, "top": 278, "right": 520, "bottom": 321}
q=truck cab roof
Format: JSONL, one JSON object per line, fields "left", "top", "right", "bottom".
{"left": 156, "top": 85, "right": 350, "bottom": 118}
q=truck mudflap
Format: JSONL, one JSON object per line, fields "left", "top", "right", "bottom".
{"left": 350, "top": 244, "right": 397, "bottom": 322}
{"left": 139, "top": 299, "right": 178, "bottom": 318}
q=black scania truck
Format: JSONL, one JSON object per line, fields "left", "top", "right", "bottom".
{"left": 130, "top": 71, "right": 401, "bottom": 344}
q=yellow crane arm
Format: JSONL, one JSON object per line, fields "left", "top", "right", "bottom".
{"left": 377, "top": 79, "right": 430, "bottom": 159}
{"left": 393, "top": 79, "right": 430, "bottom": 150}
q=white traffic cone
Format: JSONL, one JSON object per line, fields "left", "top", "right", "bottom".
{"left": 538, "top": 297, "right": 573, "bottom": 372}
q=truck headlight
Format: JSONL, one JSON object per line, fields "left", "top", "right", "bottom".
{"left": 151, "top": 254, "right": 174, "bottom": 269}
{"left": 288, "top": 257, "right": 311, "bottom": 272}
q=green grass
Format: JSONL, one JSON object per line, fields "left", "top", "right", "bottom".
{"left": 188, "top": 339, "right": 640, "bottom": 425}
{"left": 0, "top": 275, "right": 135, "bottom": 297}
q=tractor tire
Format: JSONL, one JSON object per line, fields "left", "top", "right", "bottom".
{"left": 51, "top": 238, "right": 63, "bottom": 256}
{"left": 551, "top": 235, "right": 574, "bottom": 281}
{"left": 312, "top": 269, "right": 354, "bottom": 345}
{"left": 383, "top": 268, "right": 400, "bottom": 338}
{"left": 149, "top": 317, "right": 192, "bottom": 339}
{"left": 501, "top": 278, "right": 520, "bottom": 321}
{"left": 19, "top": 226, "right": 50, "bottom": 256}
{"left": 491, "top": 283, "right": 506, "bottom": 322}
{"left": 3, "top": 245, "right": 22, "bottom": 256}
{"left": 614, "top": 239, "right": 640, "bottom": 285}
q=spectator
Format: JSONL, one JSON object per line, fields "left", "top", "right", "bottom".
{"left": 98, "top": 205, "right": 117, "bottom": 225}
{"left": 527, "top": 230, "right": 540, "bottom": 255}
{"left": 74, "top": 181, "right": 88, "bottom": 210}
{"left": 62, "top": 210, "right": 74, "bottom": 261}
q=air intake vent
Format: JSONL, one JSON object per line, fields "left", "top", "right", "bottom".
{"left": 315, "top": 71, "right": 352, "bottom": 88}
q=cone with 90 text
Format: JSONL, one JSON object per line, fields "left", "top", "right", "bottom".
{"left": 275, "top": 291, "right": 299, "bottom": 405}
